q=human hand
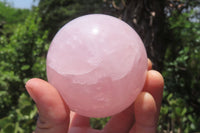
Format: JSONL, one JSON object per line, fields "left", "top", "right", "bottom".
{"left": 25, "top": 59, "right": 164, "bottom": 133}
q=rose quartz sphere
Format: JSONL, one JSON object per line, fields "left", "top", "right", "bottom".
{"left": 46, "top": 14, "right": 147, "bottom": 118}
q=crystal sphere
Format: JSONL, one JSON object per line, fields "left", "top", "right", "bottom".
{"left": 46, "top": 14, "right": 147, "bottom": 118}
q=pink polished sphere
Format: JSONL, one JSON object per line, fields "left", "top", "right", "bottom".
{"left": 46, "top": 14, "right": 147, "bottom": 118}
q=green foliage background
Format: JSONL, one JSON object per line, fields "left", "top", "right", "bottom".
{"left": 159, "top": 9, "right": 200, "bottom": 132}
{"left": 0, "top": 3, "right": 48, "bottom": 132}
{"left": 0, "top": 0, "right": 199, "bottom": 132}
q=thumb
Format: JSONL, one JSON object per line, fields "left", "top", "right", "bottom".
{"left": 25, "top": 78, "right": 70, "bottom": 133}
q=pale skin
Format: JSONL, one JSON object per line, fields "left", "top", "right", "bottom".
{"left": 25, "top": 59, "right": 164, "bottom": 133}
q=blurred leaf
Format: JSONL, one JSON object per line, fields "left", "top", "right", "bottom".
{"left": 0, "top": 117, "right": 11, "bottom": 128}
{"left": 181, "top": 107, "right": 187, "bottom": 116}
{"left": 2, "top": 123, "right": 15, "bottom": 133}
{"left": 21, "top": 65, "right": 30, "bottom": 71}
